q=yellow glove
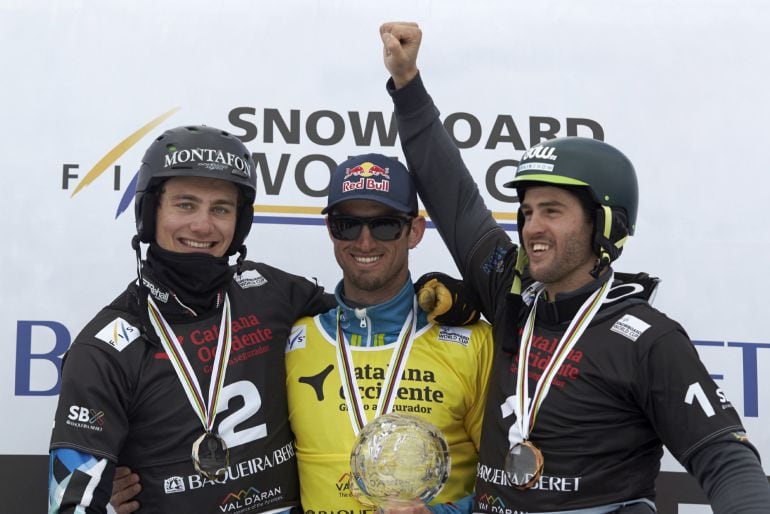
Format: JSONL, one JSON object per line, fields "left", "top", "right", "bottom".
{"left": 414, "top": 272, "right": 480, "bottom": 326}
{"left": 417, "top": 278, "right": 453, "bottom": 324}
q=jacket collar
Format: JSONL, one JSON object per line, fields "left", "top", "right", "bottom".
{"left": 318, "top": 274, "right": 429, "bottom": 346}
{"left": 534, "top": 270, "right": 613, "bottom": 326}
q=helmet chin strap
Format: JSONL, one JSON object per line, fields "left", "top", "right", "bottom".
{"left": 235, "top": 245, "right": 247, "bottom": 275}
{"left": 132, "top": 234, "right": 144, "bottom": 289}
{"left": 130, "top": 235, "right": 154, "bottom": 325}
{"left": 590, "top": 252, "right": 612, "bottom": 278}
{"left": 510, "top": 246, "right": 529, "bottom": 295}
{"left": 591, "top": 205, "right": 629, "bottom": 278}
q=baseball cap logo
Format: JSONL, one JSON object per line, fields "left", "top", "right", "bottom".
{"left": 323, "top": 153, "right": 416, "bottom": 215}
{"left": 341, "top": 161, "right": 391, "bottom": 194}
{"left": 344, "top": 161, "right": 390, "bottom": 179}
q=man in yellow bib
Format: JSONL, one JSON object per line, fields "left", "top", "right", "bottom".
{"left": 285, "top": 153, "right": 493, "bottom": 513}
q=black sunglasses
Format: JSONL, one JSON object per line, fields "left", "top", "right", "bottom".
{"left": 328, "top": 215, "right": 413, "bottom": 241}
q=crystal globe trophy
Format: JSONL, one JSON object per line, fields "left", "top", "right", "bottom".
{"left": 349, "top": 412, "right": 450, "bottom": 507}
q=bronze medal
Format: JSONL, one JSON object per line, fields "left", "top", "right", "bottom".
{"left": 504, "top": 440, "right": 544, "bottom": 490}
{"left": 505, "top": 278, "right": 612, "bottom": 490}
{"left": 192, "top": 431, "right": 230, "bottom": 480}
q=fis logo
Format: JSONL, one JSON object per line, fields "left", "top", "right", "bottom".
{"left": 95, "top": 317, "right": 140, "bottom": 352}
{"left": 63, "top": 108, "right": 181, "bottom": 219}
{"left": 286, "top": 326, "right": 307, "bottom": 352}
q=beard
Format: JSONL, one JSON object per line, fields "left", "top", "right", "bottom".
{"left": 529, "top": 237, "right": 596, "bottom": 291}
{"left": 347, "top": 271, "right": 388, "bottom": 293}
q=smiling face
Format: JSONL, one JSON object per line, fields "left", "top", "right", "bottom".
{"left": 328, "top": 199, "right": 425, "bottom": 305}
{"left": 155, "top": 176, "right": 239, "bottom": 258}
{"left": 519, "top": 185, "right": 597, "bottom": 298}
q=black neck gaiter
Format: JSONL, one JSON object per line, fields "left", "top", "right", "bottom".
{"left": 144, "top": 244, "right": 234, "bottom": 315}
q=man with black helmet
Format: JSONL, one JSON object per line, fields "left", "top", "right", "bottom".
{"left": 48, "top": 125, "right": 335, "bottom": 513}
{"left": 377, "top": 22, "right": 770, "bottom": 514}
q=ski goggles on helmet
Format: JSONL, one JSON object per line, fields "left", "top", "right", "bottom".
{"left": 328, "top": 215, "right": 412, "bottom": 241}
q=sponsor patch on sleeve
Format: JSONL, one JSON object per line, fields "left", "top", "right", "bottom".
{"left": 236, "top": 269, "right": 268, "bottom": 289}
{"left": 610, "top": 314, "right": 651, "bottom": 342}
{"left": 437, "top": 326, "right": 471, "bottom": 347}
{"left": 482, "top": 246, "right": 508, "bottom": 275}
{"left": 95, "top": 317, "right": 140, "bottom": 352}
{"left": 286, "top": 325, "right": 307, "bottom": 352}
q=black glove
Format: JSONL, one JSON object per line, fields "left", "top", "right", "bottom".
{"left": 414, "top": 272, "right": 481, "bottom": 326}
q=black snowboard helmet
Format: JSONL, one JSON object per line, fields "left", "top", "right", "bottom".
{"left": 134, "top": 125, "right": 256, "bottom": 257}
{"left": 504, "top": 137, "right": 638, "bottom": 269}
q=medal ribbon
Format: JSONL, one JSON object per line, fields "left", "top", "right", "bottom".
{"left": 147, "top": 294, "right": 233, "bottom": 433}
{"left": 511, "top": 273, "right": 613, "bottom": 446}
{"left": 335, "top": 298, "right": 419, "bottom": 436}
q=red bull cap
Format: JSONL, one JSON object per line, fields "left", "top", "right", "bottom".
{"left": 323, "top": 153, "right": 417, "bottom": 215}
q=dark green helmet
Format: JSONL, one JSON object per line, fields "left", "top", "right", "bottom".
{"left": 504, "top": 137, "right": 638, "bottom": 270}
{"left": 504, "top": 136, "right": 638, "bottom": 234}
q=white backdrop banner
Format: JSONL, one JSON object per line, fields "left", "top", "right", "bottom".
{"left": 2, "top": 1, "right": 768, "bottom": 512}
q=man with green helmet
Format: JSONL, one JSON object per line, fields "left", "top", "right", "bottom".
{"left": 507, "top": 136, "right": 638, "bottom": 287}
{"left": 377, "top": 21, "right": 770, "bottom": 514}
